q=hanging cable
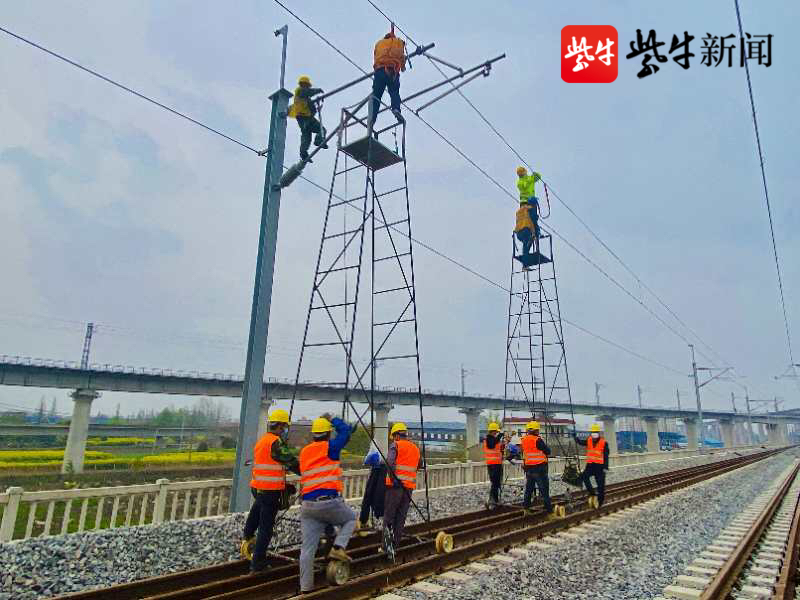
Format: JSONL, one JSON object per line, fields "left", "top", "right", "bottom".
{"left": 734, "top": 0, "right": 795, "bottom": 366}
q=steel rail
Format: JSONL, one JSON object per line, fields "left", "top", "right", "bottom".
{"left": 772, "top": 467, "right": 800, "bottom": 598}
{"left": 699, "top": 461, "right": 800, "bottom": 599}
{"left": 53, "top": 450, "right": 781, "bottom": 600}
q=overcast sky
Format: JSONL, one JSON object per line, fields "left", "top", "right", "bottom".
{"left": 1, "top": 1, "right": 797, "bottom": 426}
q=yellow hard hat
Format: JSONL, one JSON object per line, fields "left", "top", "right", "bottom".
{"left": 526, "top": 420, "right": 540, "bottom": 431}
{"left": 311, "top": 417, "right": 333, "bottom": 434}
{"left": 390, "top": 422, "right": 408, "bottom": 436}
{"left": 269, "top": 409, "right": 290, "bottom": 424}
{"left": 516, "top": 166, "right": 527, "bottom": 176}
{"left": 590, "top": 424, "right": 602, "bottom": 433}
{"left": 298, "top": 75, "right": 311, "bottom": 85}
{"left": 487, "top": 422, "right": 501, "bottom": 432}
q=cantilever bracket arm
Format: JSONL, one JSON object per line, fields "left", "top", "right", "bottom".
{"left": 697, "top": 367, "right": 732, "bottom": 389}
{"left": 414, "top": 66, "right": 489, "bottom": 113}
{"left": 314, "top": 42, "right": 436, "bottom": 104}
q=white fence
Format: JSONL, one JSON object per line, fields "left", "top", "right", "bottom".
{"left": 0, "top": 446, "right": 761, "bottom": 542}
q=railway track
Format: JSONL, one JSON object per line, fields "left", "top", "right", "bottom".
{"left": 55, "top": 449, "right": 782, "bottom": 600}
{"left": 662, "top": 455, "right": 800, "bottom": 599}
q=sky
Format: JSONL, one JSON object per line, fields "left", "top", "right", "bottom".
{"left": 1, "top": 1, "right": 798, "bottom": 427}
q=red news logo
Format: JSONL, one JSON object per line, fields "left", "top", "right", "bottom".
{"left": 561, "top": 25, "right": 618, "bottom": 83}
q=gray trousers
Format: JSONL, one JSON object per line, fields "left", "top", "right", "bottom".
{"left": 299, "top": 497, "right": 356, "bottom": 592}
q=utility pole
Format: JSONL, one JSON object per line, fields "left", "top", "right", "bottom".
{"left": 80, "top": 322, "right": 94, "bottom": 369}
{"left": 730, "top": 391, "right": 737, "bottom": 413}
{"left": 594, "top": 382, "right": 605, "bottom": 408}
{"left": 461, "top": 364, "right": 466, "bottom": 397}
{"left": 689, "top": 345, "right": 731, "bottom": 453}
{"left": 745, "top": 387, "right": 754, "bottom": 445}
{"left": 231, "top": 25, "right": 292, "bottom": 512}
{"left": 690, "top": 344, "right": 704, "bottom": 451}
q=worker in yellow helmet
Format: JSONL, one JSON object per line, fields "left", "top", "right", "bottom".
{"left": 514, "top": 166, "right": 544, "bottom": 258}
{"left": 288, "top": 75, "right": 328, "bottom": 162}
{"left": 382, "top": 422, "right": 422, "bottom": 557}
{"left": 521, "top": 420, "right": 553, "bottom": 514}
{"left": 298, "top": 413, "right": 357, "bottom": 593}
{"left": 574, "top": 424, "right": 609, "bottom": 507}
{"left": 370, "top": 25, "right": 407, "bottom": 129}
{"left": 243, "top": 408, "right": 300, "bottom": 572}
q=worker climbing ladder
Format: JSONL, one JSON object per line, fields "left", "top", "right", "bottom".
{"left": 504, "top": 220, "right": 582, "bottom": 497}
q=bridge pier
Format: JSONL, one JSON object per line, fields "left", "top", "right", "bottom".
{"left": 374, "top": 402, "right": 392, "bottom": 459}
{"left": 719, "top": 419, "right": 735, "bottom": 448}
{"left": 683, "top": 418, "right": 698, "bottom": 451}
{"left": 460, "top": 408, "right": 482, "bottom": 452}
{"left": 644, "top": 417, "right": 660, "bottom": 453}
{"left": 62, "top": 389, "right": 99, "bottom": 474}
{"left": 598, "top": 415, "right": 618, "bottom": 455}
{"left": 257, "top": 395, "right": 272, "bottom": 440}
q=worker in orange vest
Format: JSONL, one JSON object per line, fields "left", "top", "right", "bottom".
{"left": 298, "top": 414, "right": 357, "bottom": 593}
{"left": 244, "top": 408, "right": 300, "bottom": 572}
{"left": 383, "top": 422, "right": 422, "bottom": 551}
{"left": 521, "top": 420, "right": 553, "bottom": 513}
{"left": 369, "top": 26, "right": 407, "bottom": 129}
{"left": 483, "top": 422, "right": 505, "bottom": 508}
{"left": 575, "top": 423, "right": 610, "bottom": 507}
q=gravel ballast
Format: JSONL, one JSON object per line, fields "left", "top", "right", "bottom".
{"left": 394, "top": 448, "right": 799, "bottom": 600}
{"left": 0, "top": 448, "right": 777, "bottom": 599}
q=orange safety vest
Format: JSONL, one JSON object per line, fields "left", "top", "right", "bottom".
{"left": 299, "top": 440, "right": 343, "bottom": 495}
{"left": 386, "top": 438, "right": 420, "bottom": 489}
{"left": 586, "top": 436, "right": 606, "bottom": 464}
{"left": 522, "top": 434, "right": 547, "bottom": 466}
{"left": 250, "top": 433, "right": 286, "bottom": 491}
{"left": 374, "top": 35, "right": 406, "bottom": 73}
{"left": 514, "top": 205, "right": 535, "bottom": 233}
{"left": 483, "top": 437, "right": 503, "bottom": 465}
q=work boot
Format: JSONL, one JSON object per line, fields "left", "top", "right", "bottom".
{"left": 392, "top": 109, "right": 405, "bottom": 125}
{"left": 300, "top": 152, "right": 312, "bottom": 164}
{"left": 328, "top": 546, "right": 352, "bottom": 562}
{"left": 250, "top": 557, "right": 269, "bottom": 573}
{"left": 314, "top": 132, "right": 328, "bottom": 149}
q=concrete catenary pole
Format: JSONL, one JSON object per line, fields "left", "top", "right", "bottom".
{"left": 689, "top": 344, "right": 704, "bottom": 451}
{"left": 231, "top": 25, "right": 292, "bottom": 512}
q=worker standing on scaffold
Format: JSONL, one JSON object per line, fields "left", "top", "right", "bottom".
{"left": 483, "top": 422, "right": 505, "bottom": 508}
{"left": 521, "top": 420, "right": 554, "bottom": 514}
{"left": 369, "top": 25, "right": 407, "bottom": 129}
{"left": 575, "top": 424, "right": 610, "bottom": 507}
{"left": 298, "top": 414, "right": 357, "bottom": 594}
{"left": 383, "top": 423, "right": 422, "bottom": 554}
{"left": 514, "top": 166, "right": 543, "bottom": 258}
{"left": 289, "top": 75, "right": 328, "bottom": 162}
{"left": 243, "top": 408, "right": 300, "bottom": 572}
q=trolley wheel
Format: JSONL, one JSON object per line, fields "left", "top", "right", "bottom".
{"left": 434, "top": 531, "right": 454, "bottom": 554}
{"left": 240, "top": 537, "right": 255, "bottom": 560}
{"left": 553, "top": 504, "right": 567, "bottom": 518}
{"left": 325, "top": 560, "right": 350, "bottom": 586}
{"left": 588, "top": 496, "right": 599, "bottom": 509}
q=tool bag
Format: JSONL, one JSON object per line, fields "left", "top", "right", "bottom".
{"left": 561, "top": 460, "right": 582, "bottom": 487}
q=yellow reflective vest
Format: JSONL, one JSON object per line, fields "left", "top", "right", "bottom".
{"left": 517, "top": 172, "right": 542, "bottom": 201}
{"left": 289, "top": 86, "right": 312, "bottom": 119}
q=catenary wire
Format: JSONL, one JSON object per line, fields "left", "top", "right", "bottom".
{"left": 278, "top": 1, "right": 722, "bottom": 368}
{"left": 364, "top": 0, "right": 732, "bottom": 369}
{"left": 733, "top": 0, "right": 794, "bottom": 366}
{"left": 1, "top": 16, "right": 688, "bottom": 381}
{"left": 0, "top": 25, "right": 263, "bottom": 155}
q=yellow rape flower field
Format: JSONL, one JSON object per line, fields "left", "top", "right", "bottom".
{"left": 0, "top": 449, "right": 236, "bottom": 471}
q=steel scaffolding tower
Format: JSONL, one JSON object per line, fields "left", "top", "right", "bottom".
{"left": 503, "top": 231, "right": 575, "bottom": 444}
